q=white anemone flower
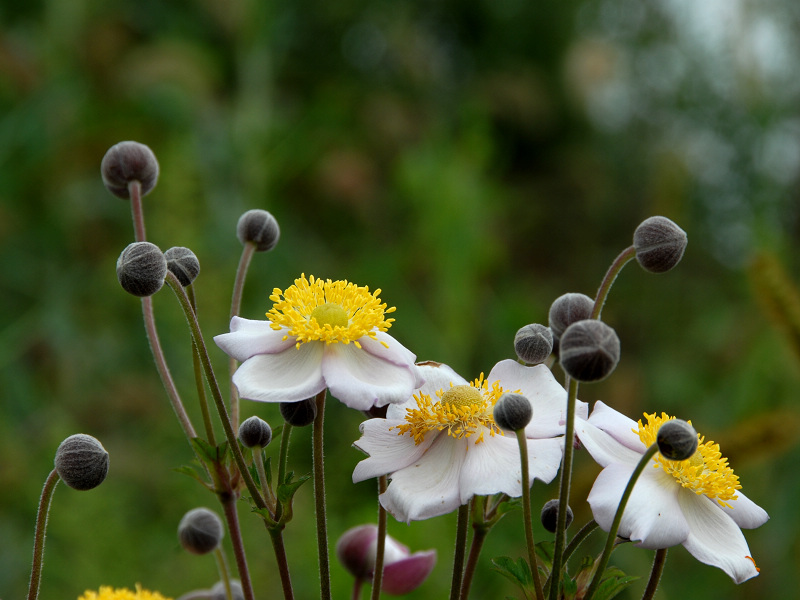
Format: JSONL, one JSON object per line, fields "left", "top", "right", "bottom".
{"left": 575, "top": 401, "right": 769, "bottom": 583}
{"left": 352, "top": 360, "right": 587, "bottom": 523}
{"left": 214, "top": 274, "right": 424, "bottom": 411}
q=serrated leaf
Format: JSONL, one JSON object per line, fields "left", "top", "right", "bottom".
{"left": 190, "top": 437, "right": 218, "bottom": 462}
{"left": 593, "top": 574, "right": 639, "bottom": 600}
{"left": 277, "top": 473, "right": 310, "bottom": 503}
{"left": 533, "top": 540, "right": 554, "bottom": 570}
{"left": 173, "top": 464, "right": 207, "bottom": 484}
{"left": 491, "top": 556, "right": 533, "bottom": 588}
{"left": 494, "top": 496, "right": 522, "bottom": 517}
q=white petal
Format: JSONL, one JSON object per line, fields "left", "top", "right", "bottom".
{"left": 321, "top": 344, "right": 423, "bottom": 410}
{"left": 352, "top": 419, "right": 434, "bottom": 482}
{"left": 359, "top": 331, "right": 418, "bottom": 368}
{"left": 587, "top": 462, "right": 689, "bottom": 549}
{"left": 575, "top": 418, "right": 642, "bottom": 468}
{"left": 679, "top": 491, "right": 761, "bottom": 583}
{"left": 214, "top": 317, "right": 296, "bottom": 362}
{"left": 232, "top": 343, "right": 325, "bottom": 403}
{"left": 459, "top": 434, "right": 563, "bottom": 502}
{"left": 721, "top": 490, "right": 769, "bottom": 529}
{"left": 380, "top": 435, "right": 467, "bottom": 523}
{"left": 385, "top": 362, "right": 467, "bottom": 420}
{"left": 587, "top": 401, "right": 647, "bottom": 453}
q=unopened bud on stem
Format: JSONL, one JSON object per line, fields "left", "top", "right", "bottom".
{"left": 548, "top": 293, "right": 595, "bottom": 339}
{"left": 633, "top": 216, "right": 688, "bottom": 273}
{"left": 541, "top": 499, "right": 573, "bottom": 533}
{"left": 164, "top": 247, "right": 200, "bottom": 287}
{"left": 54, "top": 434, "right": 109, "bottom": 491}
{"left": 117, "top": 242, "right": 167, "bottom": 296}
{"left": 657, "top": 419, "right": 698, "bottom": 461}
{"left": 559, "top": 319, "right": 620, "bottom": 382}
{"left": 101, "top": 141, "right": 159, "bottom": 199}
{"left": 280, "top": 398, "right": 317, "bottom": 427}
{"left": 236, "top": 209, "right": 280, "bottom": 252}
{"left": 514, "top": 324, "right": 553, "bottom": 365}
{"left": 238, "top": 416, "right": 273, "bottom": 448}
{"left": 493, "top": 393, "right": 533, "bottom": 431}
{"left": 178, "top": 507, "right": 224, "bottom": 555}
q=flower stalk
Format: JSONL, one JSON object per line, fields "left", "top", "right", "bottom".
{"left": 26, "top": 469, "right": 60, "bottom": 600}
{"left": 312, "top": 389, "right": 332, "bottom": 600}
{"left": 591, "top": 245, "right": 636, "bottom": 320}
{"left": 228, "top": 242, "right": 256, "bottom": 429}
{"left": 642, "top": 549, "right": 668, "bottom": 600}
{"left": 450, "top": 503, "right": 471, "bottom": 600}
{"left": 516, "top": 429, "right": 545, "bottom": 600}
{"left": 370, "top": 475, "right": 389, "bottom": 600}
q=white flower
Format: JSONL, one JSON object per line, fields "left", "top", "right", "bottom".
{"left": 214, "top": 274, "right": 424, "bottom": 411}
{"left": 352, "top": 360, "right": 586, "bottom": 522}
{"left": 575, "top": 401, "right": 769, "bottom": 583}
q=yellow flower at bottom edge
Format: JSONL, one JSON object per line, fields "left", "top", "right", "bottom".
{"left": 78, "top": 584, "right": 172, "bottom": 600}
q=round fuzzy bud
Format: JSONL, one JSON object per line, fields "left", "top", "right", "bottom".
{"left": 178, "top": 507, "right": 224, "bottom": 555}
{"left": 101, "top": 141, "right": 159, "bottom": 199}
{"left": 656, "top": 419, "right": 698, "bottom": 461}
{"left": 633, "top": 216, "right": 688, "bottom": 273}
{"left": 280, "top": 398, "right": 317, "bottom": 427}
{"left": 559, "top": 319, "right": 620, "bottom": 382}
{"left": 493, "top": 393, "right": 533, "bottom": 431}
{"left": 117, "top": 242, "right": 167, "bottom": 297}
{"left": 238, "top": 416, "right": 273, "bottom": 448}
{"left": 210, "top": 581, "right": 245, "bottom": 600}
{"left": 236, "top": 209, "right": 280, "bottom": 252}
{"left": 541, "top": 499, "right": 573, "bottom": 533}
{"left": 514, "top": 324, "right": 553, "bottom": 365}
{"left": 164, "top": 246, "right": 200, "bottom": 287}
{"left": 54, "top": 434, "right": 109, "bottom": 491}
{"left": 548, "top": 293, "right": 595, "bottom": 339}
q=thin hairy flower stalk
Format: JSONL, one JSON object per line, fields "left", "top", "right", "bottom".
{"left": 563, "top": 519, "right": 598, "bottom": 567}
{"left": 253, "top": 448, "right": 277, "bottom": 511}
{"left": 267, "top": 525, "right": 295, "bottom": 600}
{"left": 459, "top": 498, "right": 489, "bottom": 600}
{"left": 164, "top": 274, "right": 267, "bottom": 509}
{"left": 312, "top": 389, "right": 332, "bottom": 600}
{"left": 220, "top": 496, "right": 256, "bottom": 600}
{"left": 370, "top": 475, "right": 389, "bottom": 600}
{"left": 352, "top": 578, "right": 365, "bottom": 600}
{"left": 228, "top": 243, "right": 256, "bottom": 428}
{"left": 26, "top": 469, "right": 59, "bottom": 600}
{"left": 548, "top": 377, "right": 579, "bottom": 600}
{"left": 516, "top": 430, "right": 545, "bottom": 600}
{"left": 590, "top": 246, "right": 636, "bottom": 320}
{"left": 450, "top": 503, "right": 471, "bottom": 600}
{"left": 275, "top": 422, "right": 293, "bottom": 522}
{"left": 188, "top": 285, "right": 217, "bottom": 445}
{"left": 213, "top": 546, "right": 234, "bottom": 600}
{"left": 128, "top": 180, "right": 146, "bottom": 242}
{"left": 641, "top": 549, "right": 668, "bottom": 600}
{"left": 583, "top": 444, "right": 659, "bottom": 600}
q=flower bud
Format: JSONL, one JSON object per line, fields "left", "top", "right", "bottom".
{"left": 117, "top": 242, "right": 167, "bottom": 297}
{"left": 656, "top": 419, "right": 698, "bottom": 461}
{"left": 164, "top": 246, "right": 200, "bottom": 287}
{"left": 54, "top": 434, "right": 109, "bottom": 491}
{"left": 238, "top": 416, "right": 273, "bottom": 448}
{"left": 548, "top": 293, "right": 594, "bottom": 339}
{"left": 101, "top": 141, "right": 159, "bottom": 199}
{"left": 633, "top": 216, "right": 688, "bottom": 273}
{"left": 280, "top": 398, "right": 318, "bottom": 427}
{"left": 540, "top": 499, "right": 573, "bottom": 533}
{"left": 210, "top": 580, "right": 245, "bottom": 600}
{"left": 178, "top": 507, "right": 224, "bottom": 555}
{"left": 236, "top": 209, "right": 280, "bottom": 252}
{"left": 514, "top": 324, "right": 553, "bottom": 365}
{"left": 493, "top": 393, "right": 533, "bottom": 431}
{"left": 559, "top": 319, "right": 620, "bottom": 382}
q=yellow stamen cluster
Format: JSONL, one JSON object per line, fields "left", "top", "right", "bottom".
{"left": 267, "top": 274, "right": 395, "bottom": 348}
{"left": 636, "top": 412, "right": 741, "bottom": 508}
{"left": 393, "top": 376, "right": 509, "bottom": 446}
{"left": 78, "top": 584, "right": 172, "bottom": 600}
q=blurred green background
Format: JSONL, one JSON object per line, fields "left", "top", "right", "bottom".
{"left": 1, "top": 0, "right": 799, "bottom": 598}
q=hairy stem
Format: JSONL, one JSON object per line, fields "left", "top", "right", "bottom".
{"left": 27, "top": 470, "right": 60, "bottom": 600}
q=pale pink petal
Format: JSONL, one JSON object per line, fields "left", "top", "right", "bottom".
{"left": 214, "top": 317, "right": 297, "bottom": 361}
{"left": 380, "top": 436, "right": 467, "bottom": 523}
{"left": 459, "top": 434, "right": 562, "bottom": 502}
{"left": 352, "top": 419, "right": 435, "bottom": 482}
{"left": 384, "top": 362, "right": 468, "bottom": 420}
{"left": 321, "top": 344, "right": 423, "bottom": 410}
{"left": 721, "top": 491, "right": 769, "bottom": 529}
{"left": 587, "top": 401, "right": 646, "bottom": 453}
{"left": 359, "top": 331, "right": 418, "bottom": 367}
{"left": 678, "top": 491, "right": 761, "bottom": 583}
{"left": 382, "top": 550, "right": 437, "bottom": 595}
{"left": 575, "top": 417, "right": 642, "bottom": 468}
{"left": 587, "top": 462, "right": 690, "bottom": 549}
{"left": 232, "top": 343, "right": 325, "bottom": 403}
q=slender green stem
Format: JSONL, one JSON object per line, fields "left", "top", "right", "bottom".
{"left": 459, "top": 510, "right": 489, "bottom": 600}
{"left": 275, "top": 422, "right": 293, "bottom": 522}
{"left": 548, "top": 377, "right": 579, "bottom": 600}
{"left": 188, "top": 285, "right": 216, "bottom": 445}
{"left": 370, "top": 475, "right": 389, "bottom": 600}
{"left": 516, "top": 430, "right": 545, "bottom": 600}
{"left": 563, "top": 519, "right": 598, "bottom": 567}
{"left": 253, "top": 448, "right": 277, "bottom": 512}
{"left": 268, "top": 525, "right": 295, "bottom": 600}
{"left": 228, "top": 243, "right": 256, "bottom": 429}
{"left": 213, "top": 546, "right": 234, "bottom": 600}
{"left": 128, "top": 180, "right": 146, "bottom": 242}
{"left": 220, "top": 495, "right": 255, "bottom": 600}
{"left": 450, "top": 503, "right": 471, "bottom": 600}
{"left": 164, "top": 273, "right": 266, "bottom": 509}
{"left": 591, "top": 245, "right": 636, "bottom": 320}
{"left": 27, "top": 469, "right": 60, "bottom": 600}
{"left": 641, "top": 549, "right": 668, "bottom": 600}
{"left": 583, "top": 444, "right": 659, "bottom": 600}
{"left": 312, "top": 389, "right": 332, "bottom": 600}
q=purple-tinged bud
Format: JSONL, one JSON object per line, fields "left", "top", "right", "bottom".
{"left": 117, "top": 242, "right": 167, "bottom": 297}
{"left": 164, "top": 246, "right": 200, "bottom": 287}
{"left": 54, "top": 434, "right": 109, "bottom": 491}
{"left": 633, "top": 216, "right": 688, "bottom": 273}
{"left": 280, "top": 398, "right": 317, "bottom": 427}
{"left": 559, "top": 319, "right": 620, "bottom": 382}
{"left": 514, "top": 324, "right": 553, "bottom": 365}
{"left": 238, "top": 416, "right": 273, "bottom": 448}
{"left": 541, "top": 499, "right": 573, "bottom": 533}
{"left": 178, "top": 507, "right": 224, "bottom": 555}
{"left": 236, "top": 209, "right": 280, "bottom": 252}
{"left": 493, "top": 393, "right": 533, "bottom": 431}
{"left": 101, "top": 141, "right": 159, "bottom": 199}
{"left": 548, "top": 293, "right": 595, "bottom": 340}
{"left": 657, "top": 419, "right": 698, "bottom": 461}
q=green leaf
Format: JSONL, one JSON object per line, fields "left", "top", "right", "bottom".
{"left": 173, "top": 464, "right": 208, "bottom": 486}
{"left": 593, "top": 572, "right": 639, "bottom": 600}
{"left": 492, "top": 556, "right": 533, "bottom": 588}
{"left": 277, "top": 473, "right": 310, "bottom": 503}
{"left": 533, "top": 540, "right": 554, "bottom": 571}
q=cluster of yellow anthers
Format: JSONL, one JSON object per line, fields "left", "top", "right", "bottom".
{"left": 78, "top": 584, "right": 171, "bottom": 600}
{"left": 393, "top": 376, "right": 509, "bottom": 446}
{"left": 267, "top": 274, "right": 395, "bottom": 348}
{"left": 636, "top": 412, "right": 741, "bottom": 508}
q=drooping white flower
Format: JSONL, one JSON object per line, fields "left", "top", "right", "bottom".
{"left": 575, "top": 401, "right": 769, "bottom": 584}
{"left": 214, "top": 274, "right": 424, "bottom": 410}
{"left": 352, "top": 360, "right": 586, "bottom": 522}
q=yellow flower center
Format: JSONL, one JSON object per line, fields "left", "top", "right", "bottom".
{"left": 636, "top": 412, "right": 741, "bottom": 509}
{"left": 392, "top": 376, "right": 509, "bottom": 445}
{"left": 78, "top": 584, "right": 172, "bottom": 600}
{"left": 267, "top": 274, "right": 395, "bottom": 348}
